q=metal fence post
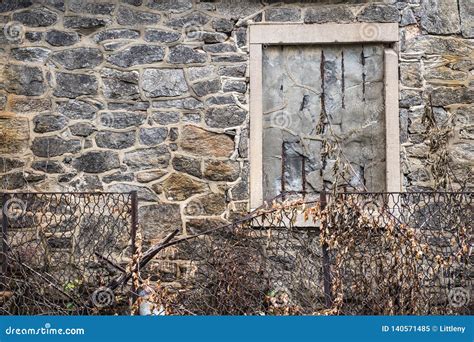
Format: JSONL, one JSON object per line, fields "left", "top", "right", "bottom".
{"left": 2, "top": 193, "right": 8, "bottom": 274}
{"left": 130, "top": 191, "right": 138, "bottom": 306}
{"left": 320, "top": 190, "right": 333, "bottom": 308}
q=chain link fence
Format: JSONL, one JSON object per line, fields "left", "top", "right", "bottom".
{"left": 0, "top": 192, "right": 137, "bottom": 315}
{"left": 0, "top": 191, "right": 471, "bottom": 315}
{"left": 157, "top": 192, "right": 472, "bottom": 315}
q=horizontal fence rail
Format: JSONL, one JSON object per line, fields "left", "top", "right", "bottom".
{"left": 158, "top": 192, "right": 472, "bottom": 315}
{"left": 0, "top": 192, "right": 137, "bottom": 315}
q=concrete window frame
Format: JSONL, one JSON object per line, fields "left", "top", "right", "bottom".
{"left": 249, "top": 23, "right": 400, "bottom": 210}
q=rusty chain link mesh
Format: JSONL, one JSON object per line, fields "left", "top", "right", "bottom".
{"left": 158, "top": 192, "right": 472, "bottom": 315}
{"left": 0, "top": 192, "right": 136, "bottom": 315}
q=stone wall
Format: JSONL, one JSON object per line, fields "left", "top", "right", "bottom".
{"left": 0, "top": 0, "right": 472, "bottom": 255}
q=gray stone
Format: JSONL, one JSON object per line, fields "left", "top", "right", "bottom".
{"left": 304, "top": 6, "right": 354, "bottom": 24}
{"left": 167, "top": 45, "right": 207, "bottom": 64}
{"left": 212, "top": 18, "right": 234, "bottom": 33}
{"left": 45, "top": 30, "right": 79, "bottom": 46}
{"left": 33, "top": 114, "right": 68, "bottom": 133}
{"left": 400, "top": 89, "right": 423, "bottom": 108}
{"left": 107, "top": 183, "right": 157, "bottom": 202}
{"left": 136, "top": 170, "right": 167, "bottom": 183}
{"left": 400, "top": 109, "right": 409, "bottom": 143}
{"left": 192, "top": 31, "right": 227, "bottom": 43}
{"left": 211, "top": 54, "right": 247, "bottom": 63}
{"left": 185, "top": 193, "right": 226, "bottom": 216}
{"left": 32, "top": 160, "right": 64, "bottom": 173}
{"left": 107, "top": 45, "right": 165, "bottom": 67}
{"left": 57, "top": 100, "right": 99, "bottom": 120}
{"left": 172, "top": 154, "right": 201, "bottom": 178}
{"left": 191, "top": 78, "right": 221, "bottom": 97}
{"left": 43, "top": 0, "right": 65, "bottom": 11}
{"left": 64, "top": 16, "right": 108, "bottom": 30}
{"left": 424, "top": 66, "right": 467, "bottom": 82}
{"left": 158, "top": 173, "right": 207, "bottom": 201}
{"left": 69, "top": 1, "right": 115, "bottom": 15}
{"left": 238, "top": 128, "right": 248, "bottom": 158}
{"left": 420, "top": 0, "right": 460, "bottom": 34}
{"left": 117, "top": 6, "right": 160, "bottom": 26}
{"left": 9, "top": 96, "right": 50, "bottom": 113}
{"left": 0, "top": 94, "right": 5, "bottom": 110}
{"left": 205, "top": 105, "right": 247, "bottom": 128}
{"left": 0, "top": 172, "right": 27, "bottom": 190}
{"left": 58, "top": 172, "right": 77, "bottom": 183}
{"left": 230, "top": 178, "right": 248, "bottom": 201}
{"left": 139, "top": 203, "right": 182, "bottom": 238}
{"left": 186, "top": 66, "right": 215, "bottom": 82}
{"left": 404, "top": 36, "right": 472, "bottom": 57}
{"left": 148, "top": 0, "right": 192, "bottom": 13}
{"left": 0, "top": 157, "right": 24, "bottom": 173}
{"left": 152, "top": 98, "right": 203, "bottom": 110}
{"left": 25, "top": 31, "right": 42, "bottom": 42}
{"left": 93, "top": 28, "right": 139, "bottom": 42}
{"left": 234, "top": 28, "right": 246, "bottom": 48}
{"left": 108, "top": 102, "right": 149, "bottom": 111}
{"left": 102, "top": 171, "right": 134, "bottom": 183}
{"left": 69, "top": 174, "right": 103, "bottom": 191}
{"left": 459, "top": 0, "right": 474, "bottom": 38}
{"left": 31, "top": 136, "right": 81, "bottom": 157}
{"left": 0, "top": 0, "right": 32, "bottom": 13}
{"left": 265, "top": 8, "right": 301, "bottom": 22}
{"left": 166, "top": 12, "right": 209, "bottom": 29}
{"left": 144, "top": 29, "right": 181, "bottom": 43}
{"left": 203, "top": 43, "right": 237, "bottom": 53}
{"left": 70, "top": 122, "right": 96, "bottom": 137}
{"left": 182, "top": 113, "right": 201, "bottom": 123}
{"left": 52, "top": 48, "right": 103, "bottom": 70}
{"left": 102, "top": 41, "right": 129, "bottom": 51}
{"left": 121, "top": 0, "right": 142, "bottom": 5}
{"left": 124, "top": 146, "right": 171, "bottom": 171}
{"left": 357, "top": 4, "right": 399, "bottom": 23}
{"left": 217, "top": 64, "right": 246, "bottom": 77}
{"left": 204, "top": 160, "right": 240, "bottom": 181}
{"left": 430, "top": 87, "right": 473, "bottom": 106}
{"left": 205, "top": 94, "right": 237, "bottom": 106}
{"left": 72, "top": 151, "right": 120, "bottom": 173}
{"left": 101, "top": 68, "right": 139, "bottom": 100}
{"left": 169, "top": 127, "right": 178, "bottom": 141}
{"left": 11, "top": 47, "right": 51, "bottom": 63}
{"left": 400, "top": 63, "right": 423, "bottom": 88}
{"left": 400, "top": 7, "right": 417, "bottom": 26}
{"left": 54, "top": 72, "right": 98, "bottom": 98}
{"left": 13, "top": 8, "right": 57, "bottom": 27}
{"left": 149, "top": 111, "right": 180, "bottom": 125}
{"left": 95, "top": 130, "right": 135, "bottom": 149}
{"left": 139, "top": 127, "right": 168, "bottom": 146}
{"left": 98, "top": 111, "right": 146, "bottom": 129}
{"left": 142, "top": 68, "right": 188, "bottom": 97}
{"left": 223, "top": 79, "right": 246, "bottom": 93}
{"left": 4, "top": 64, "right": 45, "bottom": 96}
{"left": 186, "top": 218, "right": 227, "bottom": 235}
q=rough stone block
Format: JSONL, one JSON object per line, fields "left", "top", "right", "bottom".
{"left": 54, "top": 72, "right": 98, "bottom": 98}
{"left": 142, "top": 68, "right": 188, "bottom": 97}
{"left": 180, "top": 125, "right": 234, "bottom": 158}
{"left": 0, "top": 116, "right": 29, "bottom": 154}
